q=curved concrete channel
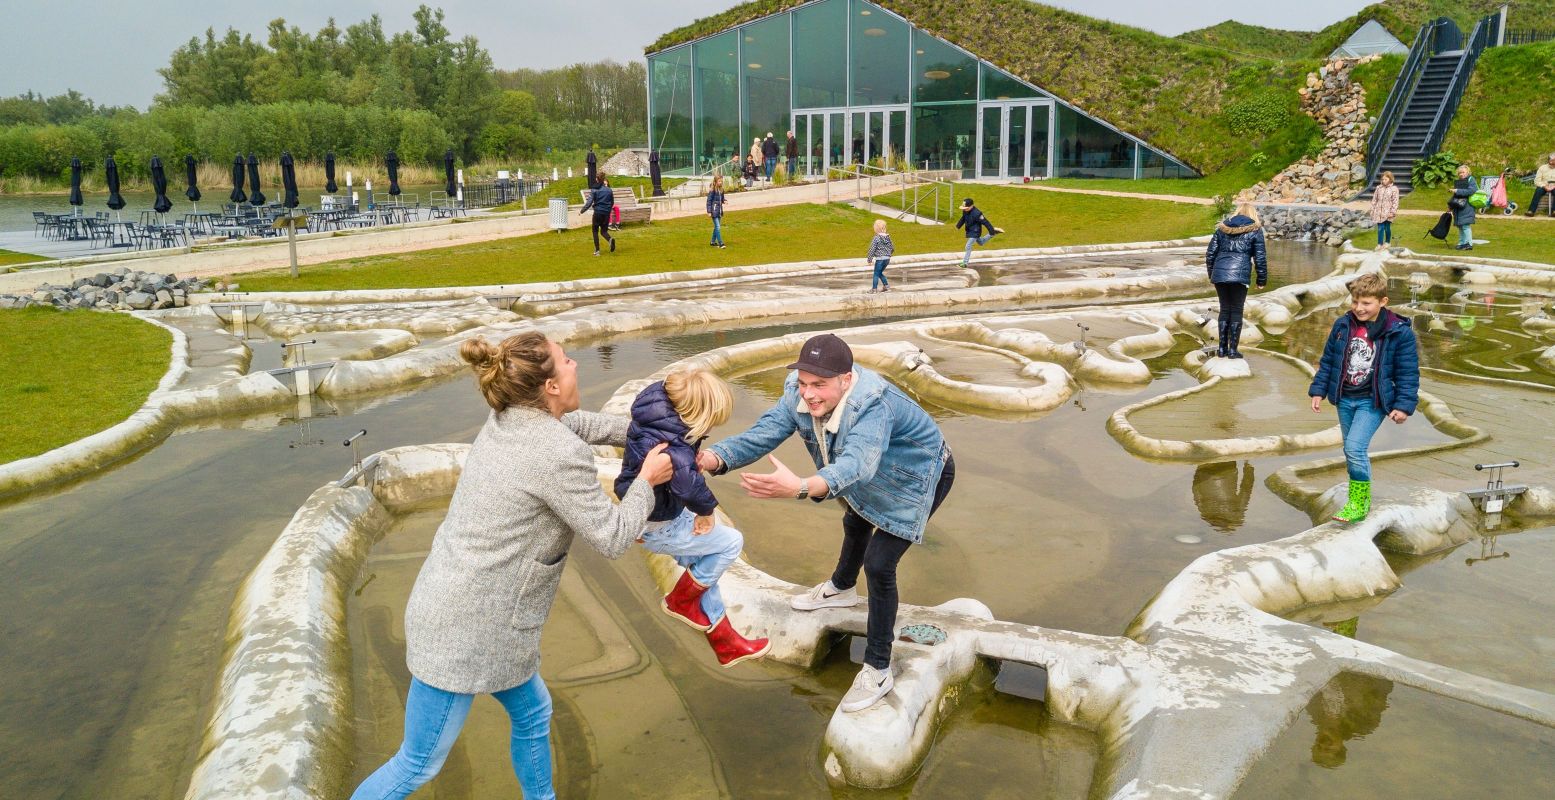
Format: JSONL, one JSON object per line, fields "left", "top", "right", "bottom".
{"left": 5, "top": 240, "right": 1555, "bottom": 798}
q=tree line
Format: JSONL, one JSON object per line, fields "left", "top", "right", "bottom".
{"left": 0, "top": 5, "right": 649, "bottom": 184}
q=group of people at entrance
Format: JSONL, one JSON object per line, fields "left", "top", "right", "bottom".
{"left": 1205, "top": 204, "right": 1419, "bottom": 525}
{"left": 351, "top": 332, "right": 952, "bottom": 799}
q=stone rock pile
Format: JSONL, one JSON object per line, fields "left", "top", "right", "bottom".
{"left": 0, "top": 268, "right": 216, "bottom": 311}
{"left": 1256, "top": 206, "right": 1371, "bottom": 246}
{"left": 601, "top": 149, "right": 651, "bottom": 178}
{"left": 1241, "top": 55, "right": 1381, "bottom": 206}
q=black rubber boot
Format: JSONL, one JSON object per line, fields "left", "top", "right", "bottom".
{"left": 1226, "top": 321, "right": 1245, "bottom": 359}
{"left": 1216, "top": 320, "right": 1229, "bottom": 358}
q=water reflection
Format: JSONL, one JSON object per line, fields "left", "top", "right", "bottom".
{"left": 1191, "top": 461, "right": 1255, "bottom": 532}
{"left": 1307, "top": 669, "right": 1395, "bottom": 769}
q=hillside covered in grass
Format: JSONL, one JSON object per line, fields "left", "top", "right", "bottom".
{"left": 1176, "top": 21, "right": 1315, "bottom": 59}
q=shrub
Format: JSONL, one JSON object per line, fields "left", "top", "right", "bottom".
{"left": 1247, "top": 152, "right": 1268, "bottom": 168}
{"left": 1412, "top": 151, "right": 1459, "bottom": 190}
{"left": 1224, "top": 92, "right": 1289, "bottom": 137}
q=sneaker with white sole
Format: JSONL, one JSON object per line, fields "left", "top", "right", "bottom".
{"left": 790, "top": 580, "right": 861, "bottom": 611}
{"left": 840, "top": 663, "right": 893, "bottom": 713}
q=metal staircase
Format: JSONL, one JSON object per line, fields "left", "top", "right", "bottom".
{"left": 1359, "top": 11, "right": 1502, "bottom": 199}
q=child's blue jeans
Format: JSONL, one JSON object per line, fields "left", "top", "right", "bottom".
{"left": 1337, "top": 394, "right": 1386, "bottom": 481}
{"left": 641, "top": 508, "right": 743, "bottom": 624}
{"left": 351, "top": 674, "right": 555, "bottom": 800}
{"left": 1458, "top": 224, "right": 1473, "bottom": 247}
{"left": 711, "top": 216, "right": 723, "bottom": 245}
{"left": 963, "top": 234, "right": 992, "bottom": 261}
{"left": 872, "top": 258, "right": 890, "bottom": 290}
{"left": 1375, "top": 220, "right": 1392, "bottom": 246}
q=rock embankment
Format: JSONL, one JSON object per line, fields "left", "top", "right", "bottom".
{"left": 1242, "top": 55, "right": 1381, "bottom": 206}
{"left": 0, "top": 268, "right": 215, "bottom": 310}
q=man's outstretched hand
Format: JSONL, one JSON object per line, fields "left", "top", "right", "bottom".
{"left": 739, "top": 454, "right": 803, "bottom": 499}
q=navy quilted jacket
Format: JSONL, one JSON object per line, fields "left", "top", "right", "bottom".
{"left": 614, "top": 381, "right": 720, "bottom": 521}
{"left": 1205, "top": 214, "right": 1269, "bottom": 286}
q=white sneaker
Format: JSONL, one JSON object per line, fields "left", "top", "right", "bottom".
{"left": 840, "top": 663, "right": 894, "bottom": 713}
{"left": 791, "top": 580, "right": 861, "bottom": 611}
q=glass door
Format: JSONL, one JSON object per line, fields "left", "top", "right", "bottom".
{"left": 979, "top": 106, "right": 1002, "bottom": 178}
{"left": 978, "top": 102, "right": 1052, "bottom": 179}
{"left": 1005, "top": 106, "right": 1027, "bottom": 178}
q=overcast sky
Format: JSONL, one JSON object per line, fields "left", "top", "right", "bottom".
{"left": 0, "top": 0, "right": 1375, "bottom": 108}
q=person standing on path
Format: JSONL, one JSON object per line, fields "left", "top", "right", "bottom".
{"left": 1450, "top": 164, "right": 1477, "bottom": 251}
{"left": 706, "top": 175, "right": 727, "bottom": 248}
{"left": 955, "top": 197, "right": 1002, "bottom": 266}
{"left": 762, "top": 132, "right": 779, "bottom": 181}
{"left": 696, "top": 334, "right": 955, "bottom": 714}
{"left": 785, "top": 130, "right": 799, "bottom": 179}
{"left": 865, "top": 219, "right": 894, "bottom": 293}
{"left": 1204, "top": 203, "right": 1268, "bottom": 359}
{"left": 742, "top": 155, "right": 758, "bottom": 188}
{"left": 1307, "top": 273, "right": 1419, "bottom": 524}
{"left": 1526, "top": 152, "right": 1555, "bottom": 217}
{"left": 1369, "top": 171, "right": 1399, "bottom": 250}
{"left": 749, "top": 138, "right": 764, "bottom": 179}
{"left": 350, "top": 332, "right": 674, "bottom": 800}
{"left": 580, "top": 171, "right": 616, "bottom": 255}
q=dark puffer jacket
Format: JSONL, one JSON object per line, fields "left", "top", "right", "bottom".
{"left": 1451, "top": 176, "right": 1478, "bottom": 227}
{"left": 614, "top": 381, "right": 720, "bottom": 522}
{"left": 581, "top": 184, "right": 614, "bottom": 217}
{"left": 1205, "top": 214, "right": 1269, "bottom": 286}
{"left": 956, "top": 206, "right": 995, "bottom": 239}
{"left": 1308, "top": 309, "right": 1420, "bottom": 415}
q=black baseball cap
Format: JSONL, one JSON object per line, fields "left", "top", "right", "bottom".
{"left": 787, "top": 333, "right": 853, "bottom": 378}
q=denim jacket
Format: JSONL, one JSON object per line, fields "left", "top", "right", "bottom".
{"left": 707, "top": 367, "right": 949, "bottom": 543}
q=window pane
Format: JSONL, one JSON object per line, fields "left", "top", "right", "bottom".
{"left": 914, "top": 30, "right": 976, "bottom": 103}
{"left": 694, "top": 31, "right": 740, "bottom": 172}
{"left": 850, "top": 0, "right": 909, "bottom": 106}
{"left": 912, "top": 103, "right": 975, "bottom": 176}
{"left": 1055, "top": 105, "right": 1135, "bottom": 179}
{"left": 741, "top": 16, "right": 790, "bottom": 159}
{"left": 793, "top": 0, "right": 847, "bottom": 108}
{"left": 851, "top": 111, "right": 865, "bottom": 163}
{"left": 980, "top": 63, "right": 1044, "bottom": 100}
{"left": 1140, "top": 146, "right": 1195, "bottom": 179}
{"left": 649, "top": 49, "right": 694, "bottom": 174}
{"left": 1031, "top": 104, "right": 1050, "bottom": 176}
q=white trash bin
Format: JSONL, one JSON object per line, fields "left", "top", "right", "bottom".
{"left": 549, "top": 197, "right": 569, "bottom": 232}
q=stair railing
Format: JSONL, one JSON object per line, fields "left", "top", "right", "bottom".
{"left": 1362, "top": 20, "right": 1441, "bottom": 190}
{"left": 1422, "top": 14, "right": 1495, "bottom": 160}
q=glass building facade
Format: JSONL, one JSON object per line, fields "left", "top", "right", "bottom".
{"left": 646, "top": 0, "right": 1197, "bottom": 180}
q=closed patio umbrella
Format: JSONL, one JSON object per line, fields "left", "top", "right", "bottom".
{"left": 443, "top": 149, "right": 456, "bottom": 199}
{"left": 324, "top": 152, "right": 337, "bottom": 194}
{"left": 230, "top": 154, "right": 247, "bottom": 204}
{"left": 184, "top": 155, "right": 201, "bottom": 205}
{"left": 280, "top": 152, "right": 299, "bottom": 209}
{"left": 104, "top": 156, "right": 126, "bottom": 218}
{"left": 586, "top": 148, "right": 597, "bottom": 189}
{"left": 246, "top": 154, "right": 266, "bottom": 207}
{"left": 150, "top": 155, "right": 172, "bottom": 215}
{"left": 69, "top": 157, "right": 83, "bottom": 209}
{"left": 385, "top": 150, "right": 400, "bottom": 196}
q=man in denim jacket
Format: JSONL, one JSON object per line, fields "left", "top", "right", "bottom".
{"left": 697, "top": 334, "right": 954, "bottom": 713}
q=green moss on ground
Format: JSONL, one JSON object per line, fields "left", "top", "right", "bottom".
{"left": 231, "top": 188, "right": 1216, "bottom": 292}
{"left": 0, "top": 249, "right": 47, "bottom": 268}
{"left": 490, "top": 176, "right": 687, "bottom": 212}
{"left": 0, "top": 307, "right": 170, "bottom": 465}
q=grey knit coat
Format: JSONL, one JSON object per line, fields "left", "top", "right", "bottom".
{"left": 404, "top": 406, "right": 654, "bottom": 694}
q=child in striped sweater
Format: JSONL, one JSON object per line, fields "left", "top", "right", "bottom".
{"left": 866, "top": 219, "right": 894, "bottom": 293}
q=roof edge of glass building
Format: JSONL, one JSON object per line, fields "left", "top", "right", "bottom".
{"left": 647, "top": 0, "right": 1199, "bottom": 180}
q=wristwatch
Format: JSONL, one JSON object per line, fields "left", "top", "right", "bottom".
{"left": 795, "top": 481, "right": 810, "bottom": 501}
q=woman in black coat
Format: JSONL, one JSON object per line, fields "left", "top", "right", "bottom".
{"left": 1204, "top": 203, "right": 1268, "bottom": 358}
{"left": 1450, "top": 164, "right": 1478, "bottom": 250}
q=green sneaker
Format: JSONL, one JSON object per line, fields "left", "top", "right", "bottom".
{"left": 1332, "top": 480, "right": 1371, "bottom": 523}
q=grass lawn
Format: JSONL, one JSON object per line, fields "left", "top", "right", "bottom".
{"left": 1349, "top": 215, "right": 1555, "bottom": 266}
{"left": 232, "top": 185, "right": 1218, "bottom": 292}
{"left": 491, "top": 175, "right": 687, "bottom": 212}
{"left": 1040, "top": 166, "right": 1261, "bottom": 199}
{"left": 1398, "top": 182, "right": 1553, "bottom": 214}
{"left": 0, "top": 307, "right": 170, "bottom": 465}
{"left": 0, "top": 249, "right": 47, "bottom": 268}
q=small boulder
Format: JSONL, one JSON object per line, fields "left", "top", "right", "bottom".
{"left": 125, "top": 291, "right": 155, "bottom": 310}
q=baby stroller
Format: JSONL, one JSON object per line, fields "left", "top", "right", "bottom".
{"left": 1481, "top": 170, "right": 1518, "bottom": 216}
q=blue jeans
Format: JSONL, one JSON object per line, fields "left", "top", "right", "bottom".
{"left": 872, "top": 258, "right": 890, "bottom": 290}
{"left": 962, "top": 234, "right": 992, "bottom": 262}
{"left": 640, "top": 508, "right": 743, "bottom": 624}
{"left": 1375, "top": 220, "right": 1392, "bottom": 246}
{"left": 764, "top": 156, "right": 776, "bottom": 179}
{"left": 1337, "top": 394, "right": 1386, "bottom": 482}
{"left": 710, "top": 216, "right": 723, "bottom": 245}
{"left": 1458, "top": 224, "right": 1473, "bottom": 246}
{"left": 351, "top": 674, "right": 555, "bottom": 800}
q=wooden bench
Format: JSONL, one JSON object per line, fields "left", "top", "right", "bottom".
{"left": 578, "top": 185, "right": 652, "bottom": 225}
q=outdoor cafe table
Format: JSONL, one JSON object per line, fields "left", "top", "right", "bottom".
{"left": 102, "top": 221, "right": 135, "bottom": 248}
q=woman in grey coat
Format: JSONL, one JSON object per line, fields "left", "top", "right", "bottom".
{"left": 351, "top": 331, "right": 673, "bottom": 800}
{"left": 1450, "top": 164, "right": 1478, "bottom": 250}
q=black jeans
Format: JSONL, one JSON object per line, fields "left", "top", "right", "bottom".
{"left": 590, "top": 213, "right": 613, "bottom": 252}
{"left": 830, "top": 453, "right": 955, "bottom": 669}
{"left": 1215, "top": 281, "right": 1248, "bottom": 326}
